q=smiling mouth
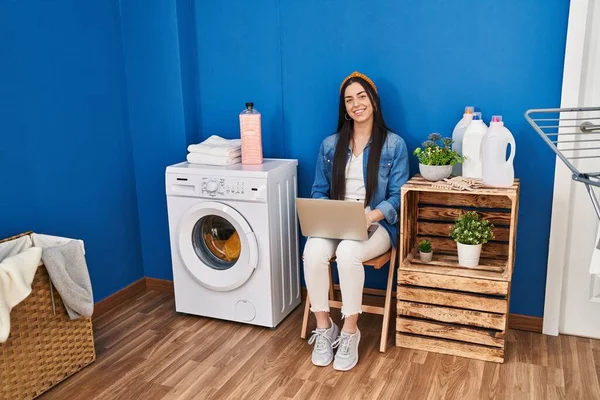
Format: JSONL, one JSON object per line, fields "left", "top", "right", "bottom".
{"left": 354, "top": 109, "right": 366, "bottom": 116}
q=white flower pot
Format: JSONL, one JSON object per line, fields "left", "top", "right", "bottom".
{"left": 457, "top": 242, "right": 482, "bottom": 267}
{"left": 419, "top": 251, "right": 433, "bottom": 263}
{"left": 419, "top": 164, "right": 452, "bottom": 182}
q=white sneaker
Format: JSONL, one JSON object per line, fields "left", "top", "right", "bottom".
{"left": 332, "top": 328, "right": 361, "bottom": 371}
{"left": 307, "top": 318, "right": 339, "bottom": 367}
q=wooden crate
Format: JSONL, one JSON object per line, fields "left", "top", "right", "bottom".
{"left": 395, "top": 175, "right": 519, "bottom": 363}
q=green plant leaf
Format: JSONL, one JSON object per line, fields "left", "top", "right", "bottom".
{"left": 418, "top": 239, "right": 432, "bottom": 252}
{"left": 449, "top": 211, "right": 494, "bottom": 245}
{"left": 413, "top": 134, "right": 464, "bottom": 166}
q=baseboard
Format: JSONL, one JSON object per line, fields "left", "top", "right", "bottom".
{"left": 93, "top": 277, "right": 146, "bottom": 321}
{"left": 146, "top": 277, "right": 175, "bottom": 294}
{"left": 93, "top": 279, "right": 543, "bottom": 333}
{"left": 507, "top": 313, "right": 543, "bottom": 333}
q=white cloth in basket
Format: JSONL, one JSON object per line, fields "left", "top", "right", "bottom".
{"left": 32, "top": 233, "right": 91, "bottom": 320}
{"left": 31, "top": 233, "right": 85, "bottom": 255}
{"left": 0, "top": 235, "right": 32, "bottom": 263}
{"left": 0, "top": 247, "right": 42, "bottom": 343}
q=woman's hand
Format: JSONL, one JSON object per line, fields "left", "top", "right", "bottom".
{"left": 366, "top": 209, "right": 385, "bottom": 225}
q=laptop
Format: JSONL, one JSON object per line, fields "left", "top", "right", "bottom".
{"left": 296, "top": 198, "right": 378, "bottom": 241}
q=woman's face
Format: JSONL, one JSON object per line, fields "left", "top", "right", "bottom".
{"left": 344, "top": 82, "right": 374, "bottom": 124}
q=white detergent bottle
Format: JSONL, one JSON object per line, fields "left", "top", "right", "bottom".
{"left": 461, "top": 111, "right": 487, "bottom": 178}
{"left": 451, "top": 106, "right": 475, "bottom": 176}
{"left": 481, "top": 115, "right": 516, "bottom": 187}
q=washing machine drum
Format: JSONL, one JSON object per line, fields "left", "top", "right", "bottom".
{"left": 177, "top": 201, "right": 258, "bottom": 291}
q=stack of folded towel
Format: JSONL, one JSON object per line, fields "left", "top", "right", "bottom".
{"left": 187, "top": 135, "right": 242, "bottom": 166}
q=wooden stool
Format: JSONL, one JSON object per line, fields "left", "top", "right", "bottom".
{"left": 300, "top": 247, "right": 397, "bottom": 353}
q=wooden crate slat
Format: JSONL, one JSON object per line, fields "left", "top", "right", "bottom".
{"left": 397, "top": 301, "right": 507, "bottom": 330}
{"left": 396, "top": 318, "right": 505, "bottom": 348}
{"left": 397, "top": 286, "right": 507, "bottom": 314}
{"left": 404, "top": 177, "right": 517, "bottom": 191}
{"left": 418, "top": 236, "right": 508, "bottom": 258}
{"left": 408, "top": 174, "right": 520, "bottom": 191}
{"left": 507, "top": 191, "right": 520, "bottom": 280}
{"left": 401, "top": 256, "right": 509, "bottom": 282}
{"left": 405, "top": 251, "right": 505, "bottom": 274}
{"left": 401, "top": 191, "right": 411, "bottom": 261}
{"left": 397, "top": 270, "right": 509, "bottom": 295}
{"left": 418, "top": 191, "right": 513, "bottom": 209}
{"left": 396, "top": 333, "right": 505, "bottom": 363}
{"left": 418, "top": 205, "right": 512, "bottom": 225}
{"left": 408, "top": 191, "right": 418, "bottom": 253}
{"left": 417, "top": 220, "right": 510, "bottom": 242}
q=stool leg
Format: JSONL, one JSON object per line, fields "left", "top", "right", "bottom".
{"left": 380, "top": 247, "right": 397, "bottom": 353}
{"left": 301, "top": 294, "right": 311, "bottom": 339}
{"left": 328, "top": 262, "right": 335, "bottom": 301}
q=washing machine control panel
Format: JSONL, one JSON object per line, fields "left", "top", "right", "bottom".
{"left": 200, "top": 177, "right": 267, "bottom": 201}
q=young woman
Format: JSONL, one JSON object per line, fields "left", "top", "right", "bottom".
{"left": 304, "top": 71, "right": 409, "bottom": 371}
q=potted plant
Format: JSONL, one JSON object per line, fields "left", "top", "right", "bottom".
{"left": 418, "top": 239, "right": 433, "bottom": 263}
{"left": 449, "top": 211, "right": 494, "bottom": 267}
{"left": 413, "top": 133, "right": 464, "bottom": 181}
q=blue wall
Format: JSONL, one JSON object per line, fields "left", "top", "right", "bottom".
{"left": 0, "top": 0, "right": 144, "bottom": 302}
{"left": 119, "top": 0, "right": 199, "bottom": 280}
{"left": 0, "top": 0, "right": 571, "bottom": 316}
{"left": 194, "top": 0, "right": 284, "bottom": 156}
{"left": 194, "top": 0, "right": 570, "bottom": 317}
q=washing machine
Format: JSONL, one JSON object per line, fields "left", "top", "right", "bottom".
{"left": 165, "top": 158, "right": 300, "bottom": 328}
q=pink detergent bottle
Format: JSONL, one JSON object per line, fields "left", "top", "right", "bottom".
{"left": 239, "top": 102, "right": 263, "bottom": 165}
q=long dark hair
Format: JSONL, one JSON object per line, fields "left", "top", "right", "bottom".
{"left": 330, "top": 77, "right": 389, "bottom": 206}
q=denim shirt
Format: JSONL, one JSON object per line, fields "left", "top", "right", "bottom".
{"left": 310, "top": 130, "right": 410, "bottom": 248}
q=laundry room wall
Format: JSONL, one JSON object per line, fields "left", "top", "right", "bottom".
{"left": 127, "top": 0, "right": 286, "bottom": 281}
{"left": 0, "top": 0, "right": 571, "bottom": 313}
{"left": 119, "top": 0, "right": 200, "bottom": 280}
{"left": 0, "top": 0, "right": 144, "bottom": 302}
{"left": 193, "top": 0, "right": 571, "bottom": 317}
{"left": 193, "top": 0, "right": 285, "bottom": 158}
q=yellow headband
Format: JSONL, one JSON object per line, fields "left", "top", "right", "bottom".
{"left": 339, "top": 71, "right": 378, "bottom": 94}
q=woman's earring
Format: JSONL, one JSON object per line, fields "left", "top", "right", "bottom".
{"left": 345, "top": 113, "right": 351, "bottom": 121}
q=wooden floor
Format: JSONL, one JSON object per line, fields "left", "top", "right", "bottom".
{"left": 39, "top": 290, "right": 600, "bottom": 400}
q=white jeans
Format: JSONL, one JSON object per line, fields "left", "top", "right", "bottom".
{"left": 303, "top": 225, "right": 392, "bottom": 318}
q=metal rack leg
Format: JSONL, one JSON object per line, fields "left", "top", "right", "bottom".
{"left": 584, "top": 183, "right": 600, "bottom": 221}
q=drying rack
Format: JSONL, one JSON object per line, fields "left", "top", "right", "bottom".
{"left": 525, "top": 106, "right": 600, "bottom": 220}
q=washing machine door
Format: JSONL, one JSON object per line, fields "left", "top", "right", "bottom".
{"left": 177, "top": 201, "right": 258, "bottom": 291}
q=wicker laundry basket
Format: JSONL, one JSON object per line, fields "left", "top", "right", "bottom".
{"left": 0, "top": 232, "right": 96, "bottom": 400}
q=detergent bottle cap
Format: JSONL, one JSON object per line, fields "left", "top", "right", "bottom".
{"left": 472, "top": 112, "right": 482, "bottom": 121}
